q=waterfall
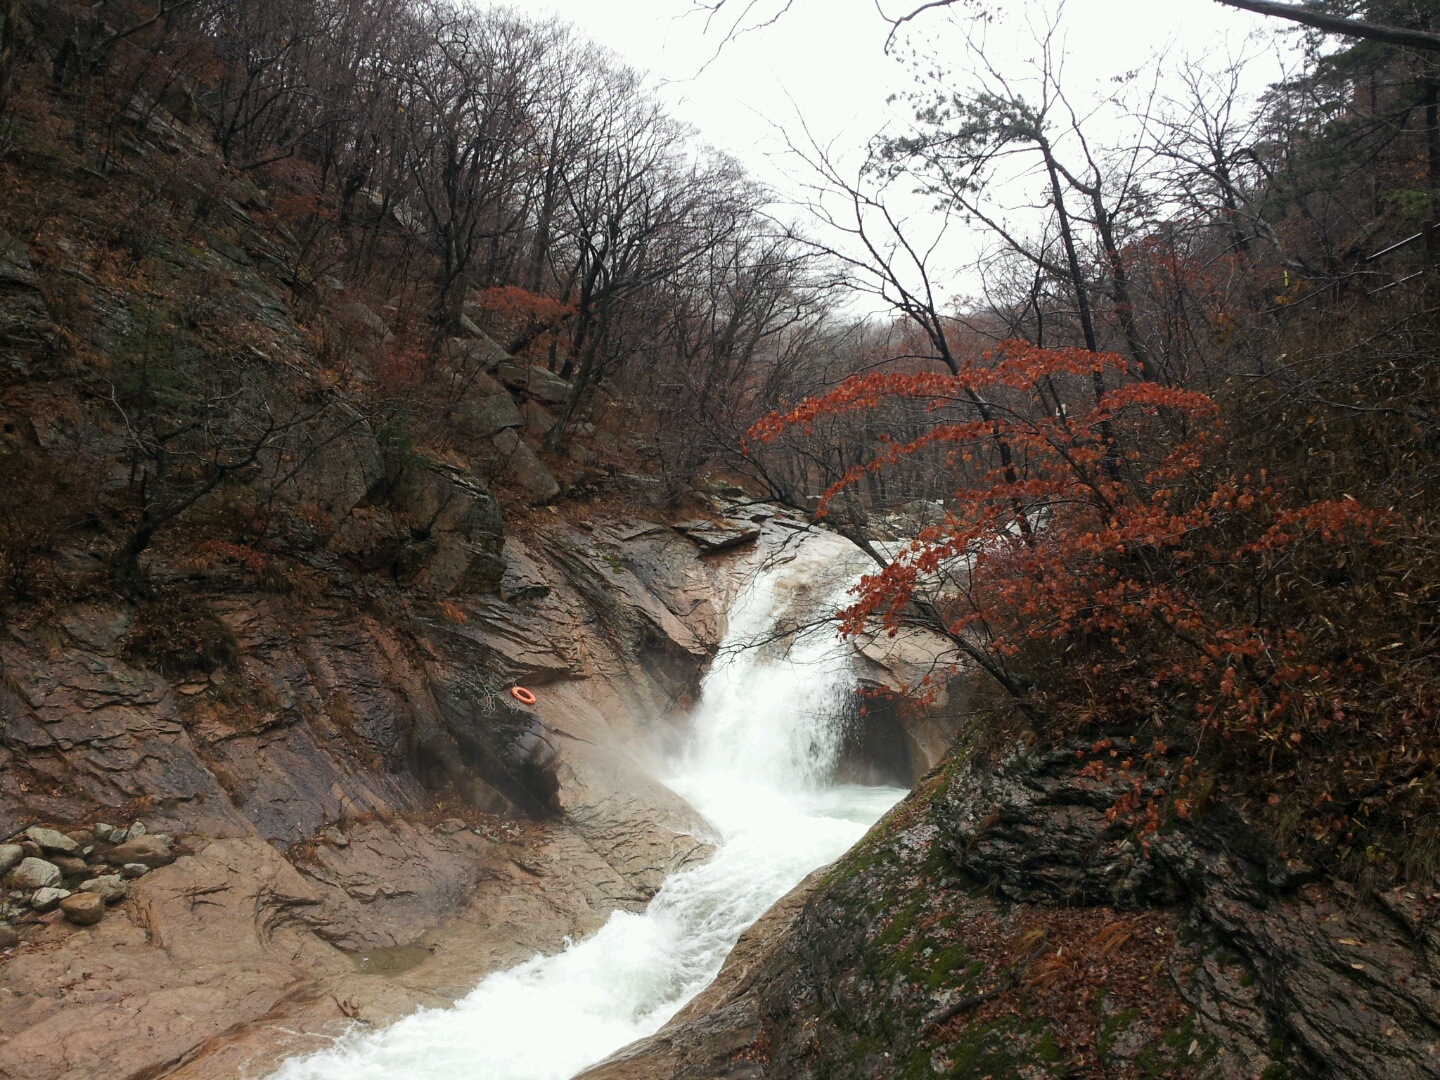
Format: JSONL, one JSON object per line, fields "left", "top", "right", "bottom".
{"left": 267, "top": 528, "right": 905, "bottom": 1080}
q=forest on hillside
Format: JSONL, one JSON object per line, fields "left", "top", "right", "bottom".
{"left": 0, "top": 0, "right": 1438, "bottom": 893}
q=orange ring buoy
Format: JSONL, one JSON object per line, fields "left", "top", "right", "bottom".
{"left": 510, "top": 686, "right": 537, "bottom": 706}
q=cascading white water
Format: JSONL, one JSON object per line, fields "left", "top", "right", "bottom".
{"left": 267, "top": 529, "right": 905, "bottom": 1080}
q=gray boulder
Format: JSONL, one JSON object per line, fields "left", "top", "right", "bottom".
{"left": 673, "top": 518, "right": 762, "bottom": 553}
{"left": 79, "top": 875, "right": 128, "bottom": 903}
{"left": 497, "top": 363, "right": 571, "bottom": 405}
{"left": 30, "top": 887, "right": 70, "bottom": 913}
{"left": 6, "top": 858, "right": 62, "bottom": 890}
{"left": 447, "top": 332, "right": 510, "bottom": 372}
{"left": 336, "top": 300, "right": 389, "bottom": 342}
{"left": 0, "top": 845, "right": 21, "bottom": 876}
{"left": 455, "top": 393, "right": 523, "bottom": 439}
{"left": 492, "top": 430, "right": 560, "bottom": 504}
{"left": 24, "top": 827, "right": 79, "bottom": 855}
{"left": 522, "top": 400, "right": 556, "bottom": 437}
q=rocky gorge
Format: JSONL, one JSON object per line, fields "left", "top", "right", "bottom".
{"left": 0, "top": 71, "right": 956, "bottom": 1074}
{"left": 2, "top": 3, "right": 1439, "bottom": 1074}
{"left": 0, "top": 447, "right": 925, "bottom": 1079}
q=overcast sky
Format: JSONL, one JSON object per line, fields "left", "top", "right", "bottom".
{"left": 502, "top": 0, "right": 1299, "bottom": 185}
{"left": 495, "top": 0, "right": 1304, "bottom": 303}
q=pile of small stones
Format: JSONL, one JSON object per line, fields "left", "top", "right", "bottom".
{"left": 0, "top": 821, "right": 178, "bottom": 947}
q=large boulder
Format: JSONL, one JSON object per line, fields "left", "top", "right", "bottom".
{"left": 334, "top": 300, "right": 390, "bottom": 343}
{"left": 446, "top": 331, "right": 510, "bottom": 372}
{"left": 6, "top": 857, "right": 61, "bottom": 890}
{"left": 492, "top": 430, "right": 560, "bottom": 505}
{"left": 455, "top": 393, "right": 523, "bottom": 439}
{"left": 386, "top": 459, "right": 507, "bottom": 593}
{"left": 521, "top": 400, "right": 557, "bottom": 437}
{"left": 24, "top": 827, "right": 79, "bottom": 855}
{"left": 58, "top": 892, "right": 105, "bottom": 926}
{"left": 672, "top": 517, "right": 762, "bottom": 553}
{"left": 0, "top": 845, "right": 22, "bottom": 875}
{"left": 277, "top": 412, "right": 387, "bottom": 531}
{"left": 497, "top": 362, "right": 571, "bottom": 405}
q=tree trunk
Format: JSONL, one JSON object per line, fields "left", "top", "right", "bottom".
{"left": 110, "top": 522, "right": 157, "bottom": 598}
{"left": 0, "top": 0, "right": 17, "bottom": 118}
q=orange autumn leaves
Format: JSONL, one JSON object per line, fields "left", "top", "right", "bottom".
{"left": 751, "top": 340, "right": 1390, "bottom": 742}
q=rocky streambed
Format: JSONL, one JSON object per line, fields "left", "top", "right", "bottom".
{"left": 1, "top": 821, "right": 173, "bottom": 934}
{"left": 0, "top": 507, "right": 949, "bottom": 1080}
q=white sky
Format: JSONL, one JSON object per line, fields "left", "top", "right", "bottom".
{"left": 503, "top": 0, "right": 1300, "bottom": 182}
{"left": 497, "top": 0, "right": 1306, "bottom": 302}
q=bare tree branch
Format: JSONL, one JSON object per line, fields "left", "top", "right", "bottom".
{"left": 1214, "top": 0, "right": 1440, "bottom": 52}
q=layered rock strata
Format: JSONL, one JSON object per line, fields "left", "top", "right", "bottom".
{"left": 0, "top": 512, "right": 814, "bottom": 1080}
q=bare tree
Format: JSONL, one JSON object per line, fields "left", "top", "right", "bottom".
{"left": 107, "top": 311, "right": 353, "bottom": 595}
{"left": 399, "top": 4, "right": 549, "bottom": 333}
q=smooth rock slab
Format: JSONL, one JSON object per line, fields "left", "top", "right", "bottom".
{"left": 500, "top": 537, "right": 551, "bottom": 602}
{"left": 58, "top": 892, "right": 104, "bottom": 926}
{"left": 6, "top": 857, "right": 61, "bottom": 890}
{"left": 24, "top": 827, "right": 79, "bottom": 855}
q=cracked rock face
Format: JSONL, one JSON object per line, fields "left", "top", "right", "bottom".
{"left": 0, "top": 503, "right": 791, "bottom": 1080}
{"left": 0, "top": 231, "right": 57, "bottom": 379}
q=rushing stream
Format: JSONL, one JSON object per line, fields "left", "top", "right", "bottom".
{"left": 269, "top": 531, "right": 905, "bottom": 1080}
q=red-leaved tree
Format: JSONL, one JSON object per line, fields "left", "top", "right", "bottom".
{"left": 752, "top": 341, "right": 1390, "bottom": 823}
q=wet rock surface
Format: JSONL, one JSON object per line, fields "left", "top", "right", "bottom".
{"left": 0, "top": 505, "right": 790, "bottom": 1080}
{"left": 590, "top": 740, "right": 1440, "bottom": 1080}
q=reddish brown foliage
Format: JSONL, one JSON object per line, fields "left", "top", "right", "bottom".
{"left": 474, "top": 286, "right": 575, "bottom": 360}
{"left": 753, "top": 340, "right": 1392, "bottom": 778}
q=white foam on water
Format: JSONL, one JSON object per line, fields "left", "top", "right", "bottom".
{"left": 267, "top": 529, "right": 905, "bottom": 1080}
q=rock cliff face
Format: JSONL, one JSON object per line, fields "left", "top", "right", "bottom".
{"left": 585, "top": 739, "right": 1440, "bottom": 1080}
{"left": 0, "top": 477, "right": 809, "bottom": 1079}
